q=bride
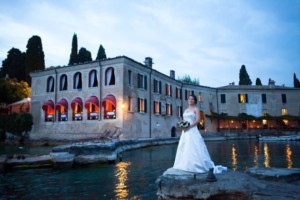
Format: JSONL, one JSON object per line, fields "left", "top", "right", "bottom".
{"left": 173, "top": 95, "right": 227, "bottom": 174}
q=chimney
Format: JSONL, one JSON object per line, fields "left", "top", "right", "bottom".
{"left": 170, "top": 70, "right": 175, "bottom": 79}
{"left": 144, "top": 57, "right": 153, "bottom": 68}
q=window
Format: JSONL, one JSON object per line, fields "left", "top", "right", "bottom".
{"left": 73, "top": 72, "right": 82, "bottom": 89}
{"left": 262, "top": 94, "right": 267, "bottom": 104}
{"left": 128, "top": 96, "right": 133, "bottom": 112}
{"left": 154, "top": 101, "right": 161, "bottom": 115}
{"left": 60, "top": 74, "right": 67, "bottom": 91}
{"left": 176, "top": 87, "right": 182, "bottom": 99}
{"left": 220, "top": 94, "right": 226, "bottom": 103}
{"left": 166, "top": 84, "right": 172, "bottom": 96}
{"left": 128, "top": 70, "right": 132, "bottom": 85}
{"left": 138, "top": 74, "right": 147, "bottom": 90}
{"left": 153, "top": 79, "right": 161, "bottom": 93}
{"left": 137, "top": 98, "right": 147, "bottom": 113}
{"left": 282, "top": 94, "right": 287, "bottom": 104}
{"left": 105, "top": 67, "right": 115, "bottom": 85}
{"left": 282, "top": 108, "right": 287, "bottom": 116}
{"left": 238, "top": 94, "right": 248, "bottom": 103}
{"left": 198, "top": 92, "right": 202, "bottom": 102}
{"left": 166, "top": 104, "right": 172, "bottom": 116}
{"left": 46, "top": 76, "right": 54, "bottom": 92}
{"left": 176, "top": 106, "right": 183, "bottom": 117}
{"left": 89, "top": 70, "right": 98, "bottom": 87}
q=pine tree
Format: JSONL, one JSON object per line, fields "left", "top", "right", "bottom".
{"left": 294, "top": 73, "right": 300, "bottom": 88}
{"left": 255, "top": 78, "right": 262, "bottom": 86}
{"left": 24, "top": 35, "right": 45, "bottom": 85}
{"left": 96, "top": 44, "right": 107, "bottom": 60}
{"left": 239, "top": 65, "right": 252, "bottom": 85}
{"left": 0, "top": 48, "right": 26, "bottom": 81}
{"left": 77, "top": 47, "right": 92, "bottom": 63}
{"left": 69, "top": 33, "right": 78, "bottom": 65}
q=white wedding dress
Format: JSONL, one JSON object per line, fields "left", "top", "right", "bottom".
{"left": 173, "top": 111, "right": 227, "bottom": 174}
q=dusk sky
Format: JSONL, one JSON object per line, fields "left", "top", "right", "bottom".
{"left": 0, "top": 0, "right": 299, "bottom": 87}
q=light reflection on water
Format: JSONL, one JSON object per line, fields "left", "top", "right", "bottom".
{"left": 1, "top": 140, "right": 300, "bottom": 199}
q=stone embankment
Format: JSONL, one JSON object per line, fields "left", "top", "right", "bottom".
{"left": 156, "top": 167, "right": 300, "bottom": 200}
{"left": 0, "top": 138, "right": 179, "bottom": 171}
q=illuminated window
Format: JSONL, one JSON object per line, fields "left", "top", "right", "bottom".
{"left": 282, "top": 108, "right": 287, "bottom": 115}
{"left": 262, "top": 119, "right": 268, "bottom": 125}
{"left": 128, "top": 96, "right": 133, "bottom": 112}
{"left": 166, "top": 84, "right": 172, "bottom": 96}
{"left": 137, "top": 98, "right": 147, "bottom": 113}
{"left": 176, "top": 106, "right": 182, "bottom": 117}
{"left": 283, "top": 119, "right": 288, "bottom": 126}
{"left": 198, "top": 92, "right": 203, "bottom": 102}
{"left": 154, "top": 101, "right": 161, "bottom": 115}
{"left": 238, "top": 94, "right": 248, "bottom": 103}
{"left": 166, "top": 104, "right": 172, "bottom": 116}
{"left": 176, "top": 87, "right": 181, "bottom": 99}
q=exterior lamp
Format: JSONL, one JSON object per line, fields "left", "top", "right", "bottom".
{"left": 121, "top": 102, "right": 126, "bottom": 109}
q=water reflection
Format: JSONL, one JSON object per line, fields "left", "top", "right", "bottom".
{"left": 286, "top": 144, "right": 293, "bottom": 169}
{"left": 264, "top": 143, "right": 270, "bottom": 168}
{"left": 253, "top": 145, "right": 258, "bottom": 167}
{"left": 115, "top": 161, "right": 131, "bottom": 199}
{"left": 231, "top": 144, "right": 237, "bottom": 171}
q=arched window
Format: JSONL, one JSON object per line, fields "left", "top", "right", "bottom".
{"left": 84, "top": 96, "right": 99, "bottom": 120}
{"left": 46, "top": 76, "right": 54, "bottom": 92}
{"left": 105, "top": 67, "right": 115, "bottom": 85}
{"left": 55, "top": 99, "right": 68, "bottom": 121}
{"left": 73, "top": 72, "right": 82, "bottom": 89}
{"left": 60, "top": 74, "right": 68, "bottom": 91}
{"left": 71, "top": 97, "right": 83, "bottom": 121}
{"left": 89, "top": 70, "right": 98, "bottom": 87}
{"left": 42, "top": 100, "right": 54, "bottom": 122}
{"left": 102, "top": 94, "right": 116, "bottom": 119}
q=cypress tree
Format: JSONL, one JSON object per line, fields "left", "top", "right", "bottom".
{"left": 96, "top": 44, "right": 107, "bottom": 60}
{"left": 239, "top": 65, "right": 252, "bottom": 85}
{"left": 255, "top": 78, "right": 262, "bottom": 86}
{"left": 77, "top": 47, "right": 92, "bottom": 63}
{"left": 294, "top": 73, "right": 300, "bottom": 88}
{"left": 24, "top": 35, "right": 45, "bottom": 85}
{"left": 69, "top": 33, "right": 78, "bottom": 65}
{"left": 0, "top": 48, "right": 26, "bottom": 81}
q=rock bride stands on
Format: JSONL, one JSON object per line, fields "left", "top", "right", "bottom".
{"left": 173, "top": 94, "right": 227, "bottom": 175}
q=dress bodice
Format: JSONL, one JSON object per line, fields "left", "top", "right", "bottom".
{"left": 183, "top": 112, "right": 196, "bottom": 123}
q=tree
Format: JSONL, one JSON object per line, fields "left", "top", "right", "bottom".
{"left": 69, "top": 33, "right": 78, "bottom": 65}
{"left": 0, "top": 48, "right": 26, "bottom": 81}
{"left": 255, "top": 78, "right": 262, "bottom": 86}
{"left": 239, "top": 65, "right": 252, "bottom": 85}
{"left": 24, "top": 35, "right": 45, "bottom": 85}
{"left": 0, "top": 78, "right": 31, "bottom": 105}
{"left": 294, "top": 73, "right": 300, "bottom": 88}
{"left": 96, "top": 44, "right": 107, "bottom": 60}
{"left": 77, "top": 47, "right": 92, "bottom": 63}
{"left": 177, "top": 74, "right": 200, "bottom": 85}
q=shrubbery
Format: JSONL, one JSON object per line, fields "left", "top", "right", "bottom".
{"left": 0, "top": 113, "right": 33, "bottom": 142}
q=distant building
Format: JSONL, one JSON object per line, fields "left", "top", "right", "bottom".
{"left": 30, "top": 56, "right": 300, "bottom": 141}
{"left": 7, "top": 98, "right": 31, "bottom": 114}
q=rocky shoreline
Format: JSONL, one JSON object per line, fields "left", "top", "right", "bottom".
{"left": 156, "top": 167, "right": 300, "bottom": 199}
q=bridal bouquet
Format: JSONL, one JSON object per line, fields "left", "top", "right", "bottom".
{"left": 177, "top": 121, "right": 190, "bottom": 129}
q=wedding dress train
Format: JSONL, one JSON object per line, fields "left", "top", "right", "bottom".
{"left": 173, "top": 111, "right": 227, "bottom": 174}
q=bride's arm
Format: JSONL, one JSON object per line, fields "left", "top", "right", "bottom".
{"left": 189, "top": 108, "right": 200, "bottom": 128}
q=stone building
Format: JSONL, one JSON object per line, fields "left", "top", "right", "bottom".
{"left": 30, "top": 56, "right": 300, "bottom": 140}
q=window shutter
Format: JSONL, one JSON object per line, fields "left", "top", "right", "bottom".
{"left": 159, "top": 81, "right": 162, "bottom": 94}
{"left": 191, "top": 90, "right": 194, "bottom": 95}
{"left": 170, "top": 104, "right": 172, "bottom": 115}
{"left": 137, "top": 98, "right": 140, "bottom": 112}
{"left": 180, "top": 89, "right": 182, "bottom": 99}
{"left": 144, "top": 99, "right": 147, "bottom": 113}
{"left": 144, "top": 76, "right": 147, "bottom": 90}
{"left": 180, "top": 106, "right": 183, "bottom": 118}
{"left": 159, "top": 102, "right": 161, "bottom": 114}
{"left": 154, "top": 80, "right": 157, "bottom": 92}
{"left": 185, "top": 90, "right": 188, "bottom": 100}
{"left": 165, "top": 84, "right": 168, "bottom": 95}
{"left": 170, "top": 85, "right": 172, "bottom": 97}
{"left": 153, "top": 101, "right": 156, "bottom": 114}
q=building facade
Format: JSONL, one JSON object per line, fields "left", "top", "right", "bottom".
{"left": 30, "top": 56, "right": 300, "bottom": 140}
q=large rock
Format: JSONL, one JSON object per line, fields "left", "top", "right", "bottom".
{"left": 156, "top": 168, "right": 300, "bottom": 199}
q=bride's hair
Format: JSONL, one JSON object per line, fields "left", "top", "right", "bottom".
{"left": 188, "top": 94, "right": 197, "bottom": 105}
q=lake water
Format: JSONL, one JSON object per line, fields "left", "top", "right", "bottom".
{"left": 1, "top": 140, "right": 300, "bottom": 199}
